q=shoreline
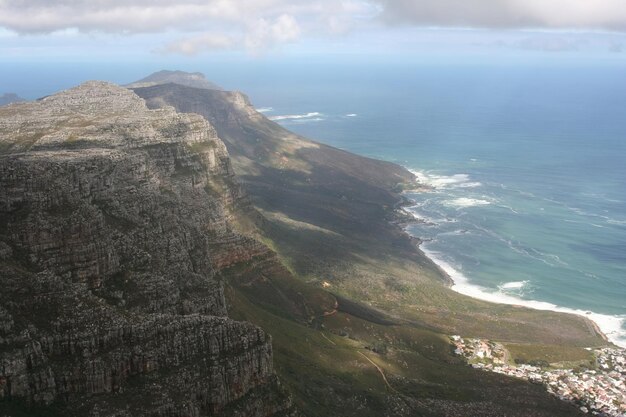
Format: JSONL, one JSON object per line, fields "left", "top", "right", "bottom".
{"left": 416, "top": 235, "right": 626, "bottom": 348}
{"left": 395, "top": 183, "right": 626, "bottom": 348}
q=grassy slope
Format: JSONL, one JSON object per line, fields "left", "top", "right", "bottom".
{"left": 133, "top": 82, "right": 606, "bottom": 416}
{"left": 224, "top": 272, "right": 586, "bottom": 417}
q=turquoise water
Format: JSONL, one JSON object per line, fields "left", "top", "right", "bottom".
{"left": 3, "top": 60, "right": 626, "bottom": 345}
{"left": 237, "top": 63, "right": 626, "bottom": 346}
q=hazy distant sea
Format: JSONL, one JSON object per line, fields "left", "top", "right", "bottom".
{"left": 242, "top": 63, "right": 626, "bottom": 347}
{"left": 4, "top": 59, "right": 626, "bottom": 346}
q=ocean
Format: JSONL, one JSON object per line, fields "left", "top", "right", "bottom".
{"left": 233, "top": 61, "right": 626, "bottom": 347}
{"left": 3, "top": 59, "right": 626, "bottom": 346}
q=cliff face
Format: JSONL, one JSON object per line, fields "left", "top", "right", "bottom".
{"left": 0, "top": 82, "right": 295, "bottom": 416}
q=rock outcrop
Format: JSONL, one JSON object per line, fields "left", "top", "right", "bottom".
{"left": 0, "top": 82, "right": 296, "bottom": 416}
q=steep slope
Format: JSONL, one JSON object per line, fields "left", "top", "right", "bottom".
{"left": 0, "top": 82, "right": 296, "bottom": 417}
{"left": 132, "top": 83, "right": 421, "bottom": 267}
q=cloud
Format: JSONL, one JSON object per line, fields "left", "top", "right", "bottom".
{"left": 160, "top": 33, "right": 236, "bottom": 55}
{"left": 378, "top": 0, "right": 626, "bottom": 31}
{"left": 245, "top": 14, "right": 301, "bottom": 50}
{"left": 3, "top": 0, "right": 626, "bottom": 57}
{"left": 0, "top": 0, "right": 366, "bottom": 34}
{"left": 159, "top": 14, "right": 301, "bottom": 55}
{"left": 0, "top": 0, "right": 267, "bottom": 33}
{"left": 0, "top": 0, "right": 361, "bottom": 54}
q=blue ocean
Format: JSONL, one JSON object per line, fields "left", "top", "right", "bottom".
{"left": 3, "top": 59, "right": 626, "bottom": 346}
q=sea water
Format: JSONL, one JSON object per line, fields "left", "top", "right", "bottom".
{"left": 237, "top": 61, "right": 626, "bottom": 347}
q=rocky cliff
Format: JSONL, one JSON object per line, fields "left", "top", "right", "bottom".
{"left": 0, "top": 82, "right": 296, "bottom": 417}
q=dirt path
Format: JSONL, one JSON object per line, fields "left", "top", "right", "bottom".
{"left": 320, "top": 332, "right": 336, "bottom": 345}
{"left": 358, "top": 351, "right": 398, "bottom": 393}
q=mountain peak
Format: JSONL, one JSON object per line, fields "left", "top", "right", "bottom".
{"left": 126, "top": 70, "right": 222, "bottom": 90}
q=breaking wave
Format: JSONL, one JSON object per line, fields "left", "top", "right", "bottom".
{"left": 410, "top": 170, "right": 482, "bottom": 189}
{"left": 269, "top": 112, "right": 323, "bottom": 122}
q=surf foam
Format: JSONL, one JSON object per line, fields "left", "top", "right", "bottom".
{"left": 499, "top": 280, "right": 528, "bottom": 290}
{"left": 421, "top": 246, "right": 626, "bottom": 348}
{"left": 444, "top": 198, "right": 491, "bottom": 208}
{"left": 269, "top": 112, "right": 323, "bottom": 121}
{"left": 410, "top": 170, "right": 482, "bottom": 190}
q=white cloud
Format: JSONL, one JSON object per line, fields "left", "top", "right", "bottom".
{"left": 0, "top": 0, "right": 355, "bottom": 54}
{"left": 159, "top": 14, "right": 301, "bottom": 55}
{"left": 245, "top": 14, "right": 301, "bottom": 51}
{"left": 3, "top": 0, "right": 626, "bottom": 57}
{"left": 378, "top": 0, "right": 626, "bottom": 31}
{"left": 0, "top": 0, "right": 361, "bottom": 35}
{"left": 160, "top": 33, "right": 235, "bottom": 55}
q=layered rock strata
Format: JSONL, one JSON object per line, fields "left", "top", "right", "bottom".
{"left": 0, "top": 82, "right": 295, "bottom": 416}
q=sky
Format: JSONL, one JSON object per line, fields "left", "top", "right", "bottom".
{"left": 0, "top": 0, "right": 625, "bottom": 100}
{"left": 1, "top": 0, "right": 626, "bottom": 61}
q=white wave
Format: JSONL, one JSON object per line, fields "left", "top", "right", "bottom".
{"left": 409, "top": 169, "right": 482, "bottom": 190}
{"left": 269, "top": 112, "right": 322, "bottom": 121}
{"left": 498, "top": 204, "right": 520, "bottom": 214}
{"left": 421, "top": 246, "right": 626, "bottom": 348}
{"left": 563, "top": 205, "right": 626, "bottom": 226}
{"left": 439, "top": 229, "right": 471, "bottom": 237}
{"left": 456, "top": 182, "right": 483, "bottom": 188}
{"left": 345, "top": 113, "right": 357, "bottom": 117}
{"left": 403, "top": 207, "right": 441, "bottom": 226}
{"left": 282, "top": 117, "right": 325, "bottom": 123}
{"left": 256, "top": 107, "right": 273, "bottom": 113}
{"left": 444, "top": 198, "right": 491, "bottom": 208}
{"left": 405, "top": 204, "right": 459, "bottom": 225}
{"left": 499, "top": 280, "right": 528, "bottom": 290}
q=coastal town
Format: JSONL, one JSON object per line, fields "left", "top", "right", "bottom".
{"left": 451, "top": 336, "right": 626, "bottom": 417}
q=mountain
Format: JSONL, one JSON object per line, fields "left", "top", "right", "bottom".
{"left": 131, "top": 73, "right": 603, "bottom": 417}
{"left": 0, "top": 93, "right": 26, "bottom": 106}
{"left": 0, "top": 72, "right": 605, "bottom": 417}
{"left": 0, "top": 82, "right": 297, "bottom": 417}
{"left": 126, "top": 70, "right": 222, "bottom": 90}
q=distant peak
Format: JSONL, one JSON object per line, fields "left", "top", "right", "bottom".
{"left": 0, "top": 92, "right": 26, "bottom": 106}
{"left": 126, "top": 70, "right": 222, "bottom": 91}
